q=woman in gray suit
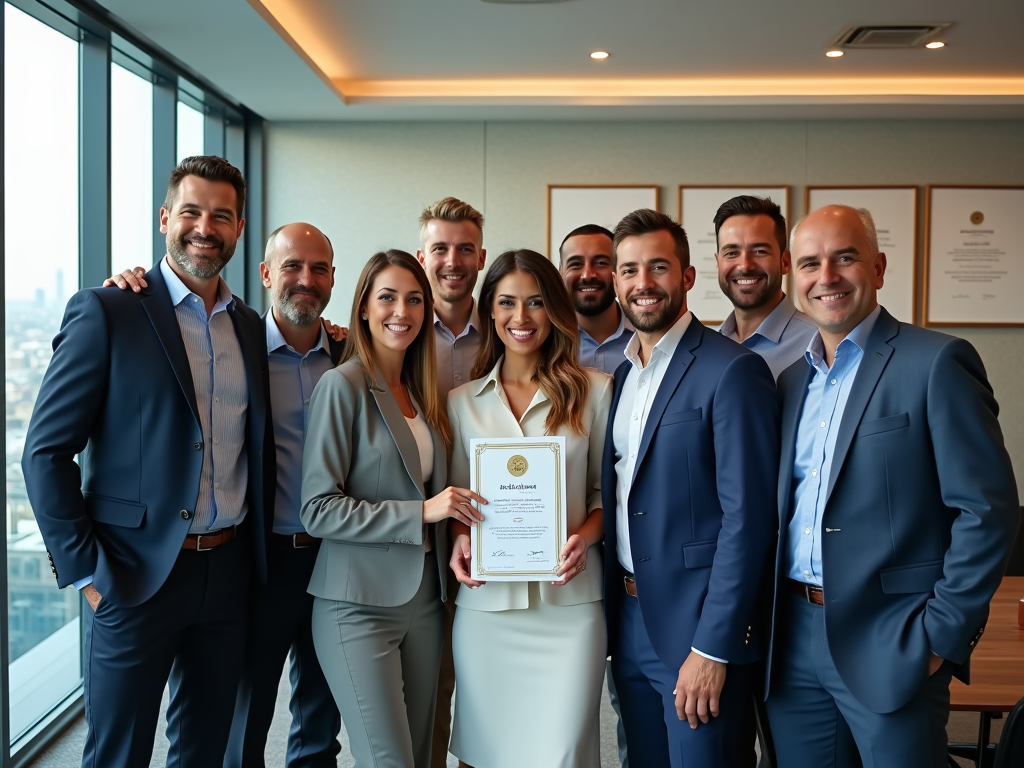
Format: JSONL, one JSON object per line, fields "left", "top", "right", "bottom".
{"left": 300, "top": 249, "right": 485, "bottom": 768}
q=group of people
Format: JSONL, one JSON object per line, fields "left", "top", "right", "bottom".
{"left": 21, "top": 154, "right": 1020, "bottom": 768}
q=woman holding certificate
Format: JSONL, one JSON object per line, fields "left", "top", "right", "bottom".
{"left": 300, "top": 250, "right": 485, "bottom": 768}
{"left": 447, "top": 249, "right": 613, "bottom": 768}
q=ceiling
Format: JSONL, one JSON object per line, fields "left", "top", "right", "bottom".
{"left": 96, "top": 0, "right": 1024, "bottom": 120}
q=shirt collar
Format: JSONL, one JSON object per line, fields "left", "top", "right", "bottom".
{"left": 579, "top": 303, "right": 634, "bottom": 345}
{"left": 433, "top": 300, "right": 480, "bottom": 341}
{"left": 720, "top": 294, "right": 797, "bottom": 343}
{"left": 623, "top": 309, "right": 692, "bottom": 369}
{"left": 804, "top": 304, "right": 882, "bottom": 369}
{"left": 265, "top": 308, "right": 329, "bottom": 356}
{"left": 160, "top": 256, "right": 234, "bottom": 313}
{"left": 471, "top": 354, "right": 550, "bottom": 406}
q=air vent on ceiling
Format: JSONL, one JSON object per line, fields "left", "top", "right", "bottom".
{"left": 833, "top": 23, "right": 951, "bottom": 49}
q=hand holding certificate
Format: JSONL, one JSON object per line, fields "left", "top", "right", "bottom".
{"left": 469, "top": 437, "right": 568, "bottom": 581}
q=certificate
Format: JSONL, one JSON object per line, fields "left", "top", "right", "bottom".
{"left": 924, "top": 186, "right": 1024, "bottom": 326}
{"left": 547, "top": 185, "right": 659, "bottom": 260}
{"left": 469, "top": 437, "right": 567, "bottom": 581}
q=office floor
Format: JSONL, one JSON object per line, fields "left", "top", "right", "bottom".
{"left": 25, "top": 674, "right": 1002, "bottom": 767}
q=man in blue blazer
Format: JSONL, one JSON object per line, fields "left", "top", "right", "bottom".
{"left": 603, "top": 208, "right": 780, "bottom": 767}
{"left": 766, "top": 205, "right": 1019, "bottom": 767}
{"left": 21, "top": 156, "right": 271, "bottom": 768}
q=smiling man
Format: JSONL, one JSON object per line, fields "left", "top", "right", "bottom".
{"left": 21, "top": 156, "right": 271, "bottom": 768}
{"left": 603, "top": 208, "right": 779, "bottom": 768}
{"left": 766, "top": 205, "right": 1019, "bottom": 768}
{"left": 714, "top": 196, "right": 816, "bottom": 380}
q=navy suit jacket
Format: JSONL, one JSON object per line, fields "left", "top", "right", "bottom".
{"left": 22, "top": 265, "right": 272, "bottom": 608}
{"left": 767, "top": 307, "right": 1019, "bottom": 714}
{"left": 603, "top": 317, "right": 780, "bottom": 669}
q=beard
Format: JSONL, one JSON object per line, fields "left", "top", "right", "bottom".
{"left": 571, "top": 279, "right": 616, "bottom": 317}
{"left": 431, "top": 270, "right": 474, "bottom": 304}
{"left": 167, "top": 233, "right": 235, "bottom": 279}
{"left": 275, "top": 286, "right": 329, "bottom": 326}
{"left": 719, "top": 269, "right": 782, "bottom": 311}
{"left": 621, "top": 288, "right": 685, "bottom": 333}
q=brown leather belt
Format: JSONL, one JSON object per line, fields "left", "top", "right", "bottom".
{"left": 621, "top": 567, "right": 638, "bottom": 598}
{"left": 273, "top": 532, "right": 318, "bottom": 548}
{"left": 787, "top": 578, "right": 824, "bottom": 606}
{"left": 182, "top": 525, "right": 238, "bottom": 551}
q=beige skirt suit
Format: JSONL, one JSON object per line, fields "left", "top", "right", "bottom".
{"left": 446, "top": 360, "right": 612, "bottom": 768}
{"left": 300, "top": 359, "right": 449, "bottom": 768}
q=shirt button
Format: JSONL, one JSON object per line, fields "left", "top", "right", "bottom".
{"left": 804, "top": 527, "right": 811, "bottom": 535}
{"left": 454, "top": 373, "right": 461, "bottom": 381}
{"left": 820, "top": 421, "right": 826, "bottom": 428}
{"left": 811, "top": 469, "right": 818, "bottom": 477}
{"left": 192, "top": 297, "right": 199, "bottom": 303}
{"left": 831, "top": 379, "right": 837, "bottom": 386}
{"left": 180, "top": 510, "right": 191, "bottom": 520}
{"left": 804, "top": 570, "right": 810, "bottom": 577}
{"left": 633, "top": 413, "right": 638, "bottom": 421}
{"left": 214, "top": 397, "right": 219, "bottom": 403}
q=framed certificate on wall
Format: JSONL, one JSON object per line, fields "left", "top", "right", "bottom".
{"left": 547, "top": 185, "right": 659, "bottom": 261}
{"left": 805, "top": 187, "right": 918, "bottom": 324}
{"left": 924, "top": 186, "right": 1024, "bottom": 327}
{"left": 678, "top": 185, "right": 790, "bottom": 325}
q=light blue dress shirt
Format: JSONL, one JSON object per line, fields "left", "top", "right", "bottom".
{"left": 266, "top": 311, "right": 335, "bottom": 535}
{"left": 718, "top": 296, "right": 818, "bottom": 381}
{"left": 786, "top": 305, "right": 882, "bottom": 585}
{"left": 579, "top": 305, "right": 635, "bottom": 376}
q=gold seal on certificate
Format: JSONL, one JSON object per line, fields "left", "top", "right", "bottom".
{"left": 469, "top": 437, "right": 568, "bottom": 581}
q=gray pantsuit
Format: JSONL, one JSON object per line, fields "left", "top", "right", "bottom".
{"left": 301, "top": 359, "right": 449, "bottom": 768}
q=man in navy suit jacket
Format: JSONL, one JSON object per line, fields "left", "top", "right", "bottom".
{"left": 603, "top": 208, "right": 780, "bottom": 767}
{"left": 21, "top": 156, "right": 271, "bottom": 768}
{"left": 766, "top": 205, "right": 1019, "bottom": 767}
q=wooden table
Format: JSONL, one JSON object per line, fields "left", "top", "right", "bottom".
{"left": 948, "top": 576, "right": 1024, "bottom": 767}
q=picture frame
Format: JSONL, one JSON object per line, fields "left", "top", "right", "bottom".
{"left": 547, "top": 185, "right": 659, "bottom": 261}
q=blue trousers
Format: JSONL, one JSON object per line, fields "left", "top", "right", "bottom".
{"left": 225, "top": 535, "right": 340, "bottom": 768}
{"left": 611, "top": 592, "right": 752, "bottom": 768}
{"left": 767, "top": 591, "right": 952, "bottom": 768}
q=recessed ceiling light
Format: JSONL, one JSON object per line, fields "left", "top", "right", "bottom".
{"left": 925, "top": 41, "right": 945, "bottom": 49}
{"left": 590, "top": 51, "right": 610, "bottom": 60}
{"left": 825, "top": 49, "right": 845, "bottom": 58}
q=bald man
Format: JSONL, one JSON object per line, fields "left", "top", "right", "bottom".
{"left": 766, "top": 205, "right": 1018, "bottom": 767}
{"left": 105, "top": 224, "right": 347, "bottom": 767}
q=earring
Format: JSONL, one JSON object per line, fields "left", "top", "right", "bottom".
{"left": 362, "top": 314, "right": 368, "bottom": 320}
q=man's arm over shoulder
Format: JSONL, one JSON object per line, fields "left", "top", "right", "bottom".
{"left": 21, "top": 289, "right": 112, "bottom": 587}
{"left": 924, "top": 335, "right": 1019, "bottom": 664}
{"left": 692, "top": 349, "right": 781, "bottom": 659}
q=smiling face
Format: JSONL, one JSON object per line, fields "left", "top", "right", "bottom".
{"left": 261, "top": 224, "right": 335, "bottom": 326}
{"left": 560, "top": 233, "right": 616, "bottom": 317}
{"left": 417, "top": 219, "right": 486, "bottom": 305}
{"left": 715, "top": 213, "right": 789, "bottom": 311}
{"left": 362, "top": 265, "right": 426, "bottom": 357}
{"left": 614, "top": 230, "right": 695, "bottom": 336}
{"left": 793, "top": 206, "right": 886, "bottom": 346}
{"left": 491, "top": 270, "right": 553, "bottom": 363}
{"left": 160, "top": 175, "right": 244, "bottom": 279}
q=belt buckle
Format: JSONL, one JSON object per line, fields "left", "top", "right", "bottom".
{"left": 194, "top": 533, "right": 214, "bottom": 552}
{"left": 623, "top": 575, "right": 636, "bottom": 596}
{"left": 292, "top": 533, "right": 310, "bottom": 549}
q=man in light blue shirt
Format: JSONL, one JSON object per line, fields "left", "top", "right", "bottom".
{"left": 714, "top": 195, "right": 816, "bottom": 381}
{"left": 559, "top": 224, "right": 634, "bottom": 377}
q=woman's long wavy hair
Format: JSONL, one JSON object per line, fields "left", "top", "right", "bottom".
{"left": 472, "top": 249, "right": 590, "bottom": 435}
{"left": 343, "top": 249, "right": 451, "bottom": 445}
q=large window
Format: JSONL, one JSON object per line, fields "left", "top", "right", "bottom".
{"left": 2, "top": 1, "right": 262, "bottom": 762}
{"left": 3, "top": 1, "right": 83, "bottom": 743}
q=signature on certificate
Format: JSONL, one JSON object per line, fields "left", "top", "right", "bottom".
{"left": 491, "top": 550, "right": 512, "bottom": 557}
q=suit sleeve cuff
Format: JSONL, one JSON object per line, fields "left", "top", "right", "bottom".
{"left": 73, "top": 575, "right": 94, "bottom": 591}
{"left": 691, "top": 646, "right": 728, "bottom": 664}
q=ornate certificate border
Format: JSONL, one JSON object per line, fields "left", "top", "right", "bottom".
{"left": 472, "top": 440, "right": 565, "bottom": 579}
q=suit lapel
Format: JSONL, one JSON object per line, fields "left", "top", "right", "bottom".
{"left": 230, "top": 304, "right": 266, "bottom": 436}
{"left": 632, "top": 319, "right": 701, "bottom": 476}
{"left": 365, "top": 364, "right": 426, "bottom": 498}
{"left": 329, "top": 336, "right": 346, "bottom": 365}
{"left": 778, "top": 364, "right": 815, "bottom": 524}
{"left": 140, "top": 266, "right": 200, "bottom": 424}
{"left": 823, "top": 308, "right": 898, "bottom": 505}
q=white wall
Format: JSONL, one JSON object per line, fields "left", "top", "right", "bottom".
{"left": 266, "top": 119, "right": 1024, "bottom": 496}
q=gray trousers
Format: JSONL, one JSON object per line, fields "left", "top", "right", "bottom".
{"left": 312, "top": 553, "right": 444, "bottom": 768}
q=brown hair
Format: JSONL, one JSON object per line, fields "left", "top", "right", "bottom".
{"left": 164, "top": 155, "right": 247, "bottom": 216}
{"left": 473, "top": 249, "right": 590, "bottom": 435}
{"left": 343, "top": 250, "right": 451, "bottom": 445}
{"left": 418, "top": 197, "right": 484, "bottom": 246}
{"left": 612, "top": 208, "right": 690, "bottom": 268}
{"left": 713, "top": 195, "right": 787, "bottom": 254}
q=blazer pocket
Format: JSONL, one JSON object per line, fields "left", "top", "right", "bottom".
{"left": 880, "top": 560, "right": 944, "bottom": 594}
{"left": 84, "top": 493, "right": 146, "bottom": 528}
{"left": 855, "top": 412, "right": 910, "bottom": 438}
{"left": 661, "top": 407, "right": 702, "bottom": 426}
{"left": 683, "top": 539, "right": 717, "bottom": 569}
